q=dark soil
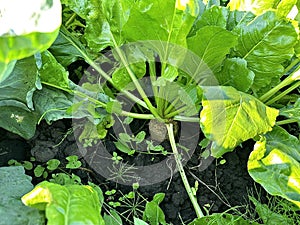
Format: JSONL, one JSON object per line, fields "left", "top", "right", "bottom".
{"left": 0, "top": 119, "right": 260, "bottom": 225}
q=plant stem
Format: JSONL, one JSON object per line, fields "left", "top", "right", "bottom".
{"left": 259, "top": 64, "right": 300, "bottom": 103}
{"left": 38, "top": 108, "right": 68, "bottom": 124}
{"left": 266, "top": 81, "right": 300, "bottom": 105}
{"left": 173, "top": 116, "right": 200, "bottom": 123}
{"left": 164, "top": 98, "right": 180, "bottom": 115}
{"left": 165, "top": 105, "right": 190, "bottom": 119}
{"left": 276, "top": 119, "right": 299, "bottom": 125}
{"left": 166, "top": 123, "right": 204, "bottom": 218}
{"left": 42, "top": 81, "right": 107, "bottom": 107}
{"left": 173, "top": 116, "right": 199, "bottom": 122}
{"left": 60, "top": 27, "right": 148, "bottom": 110}
{"left": 259, "top": 76, "right": 295, "bottom": 103}
{"left": 110, "top": 36, "right": 162, "bottom": 121}
{"left": 149, "top": 60, "right": 159, "bottom": 105}
{"left": 259, "top": 77, "right": 293, "bottom": 103}
{"left": 284, "top": 58, "right": 300, "bottom": 75}
{"left": 83, "top": 53, "right": 149, "bottom": 110}
{"left": 120, "top": 111, "right": 155, "bottom": 120}
{"left": 41, "top": 81, "right": 156, "bottom": 120}
{"left": 65, "top": 13, "right": 77, "bottom": 28}
{"left": 157, "top": 61, "right": 172, "bottom": 117}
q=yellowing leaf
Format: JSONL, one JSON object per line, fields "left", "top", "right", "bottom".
{"left": 200, "top": 86, "right": 278, "bottom": 157}
{"left": 22, "top": 181, "right": 105, "bottom": 225}
{"left": 248, "top": 126, "right": 300, "bottom": 208}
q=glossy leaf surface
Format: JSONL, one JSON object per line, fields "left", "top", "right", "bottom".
{"left": 200, "top": 86, "right": 278, "bottom": 157}
{"left": 232, "top": 11, "right": 298, "bottom": 94}
{"left": 248, "top": 126, "right": 300, "bottom": 208}
{"left": 22, "top": 181, "right": 105, "bottom": 225}
{"left": 187, "top": 26, "right": 237, "bottom": 77}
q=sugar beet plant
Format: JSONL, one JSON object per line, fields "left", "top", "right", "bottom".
{"left": 1, "top": 0, "right": 300, "bottom": 223}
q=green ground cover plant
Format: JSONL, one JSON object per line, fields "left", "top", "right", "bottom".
{"left": 1, "top": 0, "right": 300, "bottom": 224}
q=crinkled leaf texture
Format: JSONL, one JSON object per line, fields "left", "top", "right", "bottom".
{"left": 49, "top": 26, "right": 88, "bottom": 67}
{"left": 33, "top": 50, "right": 74, "bottom": 123}
{"left": 0, "top": 0, "right": 61, "bottom": 75}
{"left": 0, "top": 166, "right": 44, "bottom": 225}
{"left": 232, "top": 11, "right": 298, "bottom": 94}
{"left": 0, "top": 56, "right": 39, "bottom": 139}
{"left": 38, "top": 51, "right": 70, "bottom": 89}
{"left": 200, "top": 86, "right": 278, "bottom": 158}
{"left": 122, "top": 0, "right": 198, "bottom": 81}
{"left": 62, "top": 0, "right": 131, "bottom": 51}
{"left": 22, "top": 181, "right": 105, "bottom": 225}
{"left": 191, "top": 5, "right": 229, "bottom": 31}
{"left": 216, "top": 57, "right": 255, "bottom": 92}
{"left": 248, "top": 126, "right": 300, "bottom": 208}
{"left": 187, "top": 26, "right": 238, "bottom": 80}
{"left": 33, "top": 87, "right": 74, "bottom": 123}
{"left": 123, "top": 0, "right": 198, "bottom": 46}
{"left": 188, "top": 213, "right": 260, "bottom": 225}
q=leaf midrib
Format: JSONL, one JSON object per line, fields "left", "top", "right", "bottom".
{"left": 242, "top": 20, "right": 282, "bottom": 60}
{"left": 222, "top": 93, "right": 243, "bottom": 147}
{"left": 65, "top": 189, "right": 71, "bottom": 225}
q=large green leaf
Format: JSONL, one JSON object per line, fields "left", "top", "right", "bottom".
{"left": 0, "top": 57, "right": 38, "bottom": 109}
{"left": 216, "top": 57, "right": 255, "bottom": 92}
{"left": 191, "top": 5, "right": 229, "bottom": 32}
{"left": 37, "top": 51, "right": 70, "bottom": 89}
{"left": 0, "top": 0, "right": 61, "bottom": 64}
{"left": 189, "top": 213, "right": 260, "bottom": 225}
{"left": 0, "top": 104, "right": 38, "bottom": 139}
{"left": 248, "top": 126, "right": 300, "bottom": 208}
{"left": 33, "top": 87, "right": 73, "bottom": 123}
{"left": 200, "top": 86, "right": 278, "bottom": 157}
{"left": 232, "top": 11, "right": 298, "bottom": 94}
{"left": 122, "top": 0, "right": 199, "bottom": 81}
{"left": 0, "top": 166, "right": 44, "bottom": 225}
{"left": 0, "top": 57, "right": 39, "bottom": 139}
{"left": 33, "top": 50, "right": 79, "bottom": 123}
{"left": 226, "top": 10, "right": 256, "bottom": 31}
{"left": 62, "top": 0, "right": 131, "bottom": 51}
{"left": 187, "top": 26, "right": 238, "bottom": 79}
{"left": 22, "top": 181, "right": 105, "bottom": 225}
{"left": 49, "top": 26, "right": 88, "bottom": 67}
{"left": 123, "top": 0, "right": 198, "bottom": 47}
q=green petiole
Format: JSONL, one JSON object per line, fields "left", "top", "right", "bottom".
{"left": 259, "top": 65, "right": 300, "bottom": 103}
{"left": 166, "top": 123, "right": 204, "bottom": 218}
